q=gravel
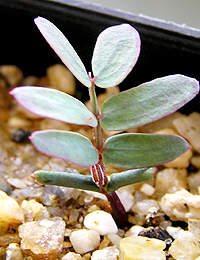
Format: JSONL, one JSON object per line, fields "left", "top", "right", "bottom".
{"left": 0, "top": 64, "right": 200, "bottom": 259}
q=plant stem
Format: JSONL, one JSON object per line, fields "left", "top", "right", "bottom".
{"left": 88, "top": 84, "right": 103, "bottom": 151}
{"left": 88, "top": 84, "right": 128, "bottom": 227}
{"left": 102, "top": 190, "right": 128, "bottom": 227}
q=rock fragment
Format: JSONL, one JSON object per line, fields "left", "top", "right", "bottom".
{"left": 69, "top": 229, "right": 100, "bottom": 254}
{"left": 19, "top": 217, "right": 65, "bottom": 257}
{"left": 169, "top": 231, "right": 200, "bottom": 260}
{"left": 119, "top": 236, "right": 166, "bottom": 260}
{"left": 61, "top": 252, "right": 82, "bottom": 260}
{"left": 0, "top": 190, "right": 24, "bottom": 227}
{"left": 84, "top": 210, "right": 118, "bottom": 236}
{"left": 160, "top": 189, "right": 200, "bottom": 221}
{"left": 6, "top": 243, "right": 23, "bottom": 260}
{"left": 91, "top": 245, "right": 119, "bottom": 260}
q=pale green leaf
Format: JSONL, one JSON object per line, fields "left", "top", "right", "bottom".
{"left": 30, "top": 130, "right": 99, "bottom": 167}
{"left": 92, "top": 24, "right": 140, "bottom": 88}
{"left": 35, "top": 170, "right": 99, "bottom": 192}
{"left": 10, "top": 86, "right": 97, "bottom": 127}
{"left": 100, "top": 75, "right": 199, "bottom": 130}
{"left": 34, "top": 17, "right": 92, "bottom": 87}
{"left": 106, "top": 167, "right": 155, "bottom": 193}
{"left": 103, "top": 133, "right": 189, "bottom": 169}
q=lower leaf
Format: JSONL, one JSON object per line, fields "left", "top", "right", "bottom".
{"left": 106, "top": 167, "right": 156, "bottom": 193}
{"left": 35, "top": 170, "right": 100, "bottom": 192}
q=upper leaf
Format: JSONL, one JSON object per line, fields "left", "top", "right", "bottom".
{"left": 91, "top": 24, "right": 140, "bottom": 88}
{"left": 34, "top": 17, "right": 92, "bottom": 88}
{"left": 10, "top": 86, "right": 97, "bottom": 127}
{"left": 30, "top": 130, "right": 99, "bottom": 167}
{"left": 100, "top": 75, "right": 199, "bottom": 131}
{"left": 102, "top": 133, "right": 189, "bottom": 169}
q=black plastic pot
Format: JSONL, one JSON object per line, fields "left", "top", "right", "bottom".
{"left": 1, "top": 0, "right": 200, "bottom": 112}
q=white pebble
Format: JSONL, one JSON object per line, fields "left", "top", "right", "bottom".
{"left": 166, "top": 226, "right": 183, "bottom": 240}
{"left": 107, "top": 233, "right": 122, "bottom": 248}
{"left": 160, "top": 189, "right": 200, "bottom": 221}
{"left": 0, "top": 190, "right": 24, "bottom": 227}
{"left": 91, "top": 245, "right": 119, "bottom": 260}
{"left": 116, "top": 187, "right": 135, "bottom": 212}
{"left": 140, "top": 183, "right": 155, "bottom": 196}
{"left": 84, "top": 210, "right": 118, "bottom": 236}
{"left": 7, "top": 178, "right": 27, "bottom": 189}
{"left": 169, "top": 231, "right": 200, "bottom": 260}
{"left": 132, "top": 199, "right": 159, "bottom": 215}
{"left": 69, "top": 229, "right": 100, "bottom": 254}
{"left": 61, "top": 252, "right": 82, "bottom": 260}
{"left": 125, "top": 225, "right": 144, "bottom": 237}
{"left": 6, "top": 243, "right": 23, "bottom": 260}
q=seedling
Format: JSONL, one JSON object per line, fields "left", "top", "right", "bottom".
{"left": 10, "top": 17, "right": 199, "bottom": 226}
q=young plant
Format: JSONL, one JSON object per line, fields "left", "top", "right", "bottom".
{"left": 10, "top": 17, "right": 199, "bottom": 227}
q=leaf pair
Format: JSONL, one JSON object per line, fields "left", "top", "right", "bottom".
{"left": 34, "top": 17, "right": 141, "bottom": 88}
{"left": 35, "top": 167, "right": 156, "bottom": 193}
{"left": 29, "top": 129, "right": 189, "bottom": 169}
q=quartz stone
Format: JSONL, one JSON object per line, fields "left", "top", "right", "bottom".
{"left": 19, "top": 217, "right": 65, "bottom": 256}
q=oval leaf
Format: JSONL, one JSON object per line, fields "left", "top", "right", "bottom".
{"left": 34, "top": 17, "right": 92, "bottom": 87}
{"left": 92, "top": 24, "right": 140, "bottom": 88}
{"left": 35, "top": 170, "right": 99, "bottom": 192}
{"left": 106, "top": 167, "right": 155, "bottom": 193}
{"left": 30, "top": 130, "right": 99, "bottom": 167}
{"left": 10, "top": 86, "right": 97, "bottom": 127}
{"left": 102, "top": 133, "right": 189, "bottom": 169}
{"left": 100, "top": 75, "right": 199, "bottom": 131}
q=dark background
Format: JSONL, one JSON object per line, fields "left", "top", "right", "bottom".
{"left": 1, "top": 0, "right": 200, "bottom": 112}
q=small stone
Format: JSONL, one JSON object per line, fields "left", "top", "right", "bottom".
{"left": 131, "top": 199, "right": 159, "bottom": 215}
{"left": 125, "top": 225, "right": 144, "bottom": 237}
{"left": 169, "top": 231, "right": 200, "bottom": 260}
{"left": 6, "top": 243, "right": 23, "bottom": 260}
{"left": 166, "top": 226, "right": 182, "bottom": 239}
{"left": 8, "top": 117, "right": 31, "bottom": 129}
{"left": 0, "top": 65, "right": 23, "bottom": 86}
{"left": 10, "top": 128, "right": 31, "bottom": 143}
{"left": 140, "top": 183, "right": 155, "bottom": 196}
{"left": 21, "top": 199, "right": 44, "bottom": 220}
{"left": 91, "top": 245, "right": 119, "bottom": 260}
{"left": 160, "top": 189, "right": 200, "bottom": 221}
{"left": 61, "top": 252, "right": 82, "bottom": 260}
{"left": 116, "top": 187, "right": 135, "bottom": 212}
{"left": 19, "top": 217, "right": 65, "bottom": 255}
{"left": 188, "top": 171, "right": 200, "bottom": 194}
{"left": 173, "top": 112, "right": 200, "bottom": 153}
{"left": 0, "top": 190, "right": 24, "bottom": 227}
{"left": 119, "top": 236, "right": 166, "bottom": 260}
{"left": 188, "top": 219, "right": 200, "bottom": 240}
{"left": 191, "top": 155, "right": 200, "bottom": 169}
{"left": 155, "top": 168, "right": 188, "bottom": 198}
{"left": 84, "top": 210, "right": 118, "bottom": 236}
{"left": 107, "top": 233, "right": 122, "bottom": 248}
{"left": 69, "top": 229, "right": 100, "bottom": 254}
{"left": 46, "top": 64, "right": 76, "bottom": 95}
{"left": 7, "top": 178, "right": 27, "bottom": 189}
